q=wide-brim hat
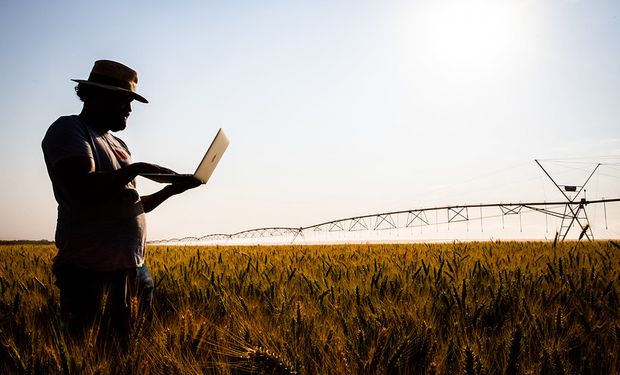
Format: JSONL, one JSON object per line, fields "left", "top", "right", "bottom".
{"left": 72, "top": 60, "right": 148, "bottom": 103}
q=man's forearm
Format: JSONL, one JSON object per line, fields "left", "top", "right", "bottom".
{"left": 86, "top": 163, "right": 142, "bottom": 193}
{"left": 140, "top": 186, "right": 176, "bottom": 213}
{"left": 52, "top": 158, "right": 147, "bottom": 203}
{"left": 140, "top": 180, "right": 202, "bottom": 213}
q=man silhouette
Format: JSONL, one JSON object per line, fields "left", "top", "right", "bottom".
{"left": 42, "top": 60, "right": 199, "bottom": 339}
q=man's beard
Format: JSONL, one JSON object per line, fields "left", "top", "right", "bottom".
{"left": 108, "top": 115, "right": 128, "bottom": 132}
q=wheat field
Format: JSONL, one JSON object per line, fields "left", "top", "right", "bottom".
{"left": 0, "top": 241, "right": 618, "bottom": 374}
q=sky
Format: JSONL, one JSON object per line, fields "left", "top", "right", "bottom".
{"left": 1, "top": 0, "right": 619, "bottom": 242}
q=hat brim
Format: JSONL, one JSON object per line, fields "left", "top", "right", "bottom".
{"left": 71, "top": 79, "right": 148, "bottom": 103}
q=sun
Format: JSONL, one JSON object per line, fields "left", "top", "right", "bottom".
{"left": 419, "top": 0, "right": 532, "bottom": 75}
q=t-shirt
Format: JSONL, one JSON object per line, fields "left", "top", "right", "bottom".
{"left": 42, "top": 115, "right": 146, "bottom": 271}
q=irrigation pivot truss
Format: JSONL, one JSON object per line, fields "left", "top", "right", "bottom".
{"left": 149, "top": 160, "right": 620, "bottom": 245}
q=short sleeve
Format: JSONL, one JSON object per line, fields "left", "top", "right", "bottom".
{"left": 42, "top": 116, "right": 94, "bottom": 167}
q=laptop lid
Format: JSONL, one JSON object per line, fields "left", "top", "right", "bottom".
{"left": 193, "top": 128, "right": 229, "bottom": 183}
{"left": 140, "top": 128, "right": 229, "bottom": 184}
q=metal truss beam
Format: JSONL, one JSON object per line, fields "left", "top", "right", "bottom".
{"left": 148, "top": 198, "right": 619, "bottom": 244}
{"left": 500, "top": 205, "right": 522, "bottom": 215}
{"left": 535, "top": 160, "right": 601, "bottom": 241}
{"left": 448, "top": 207, "right": 469, "bottom": 223}
{"left": 349, "top": 217, "right": 369, "bottom": 231}
{"left": 374, "top": 214, "right": 397, "bottom": 230}
{"left": 406, "top": 210, "right": 429, "bottom": 227}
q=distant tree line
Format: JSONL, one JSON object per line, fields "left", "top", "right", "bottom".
{"left": 0, "top": 240, "right": 54, "bottom": 245}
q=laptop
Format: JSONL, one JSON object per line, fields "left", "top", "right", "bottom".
{"left": 140, "top": 128, "right": 229, "bottom": 184}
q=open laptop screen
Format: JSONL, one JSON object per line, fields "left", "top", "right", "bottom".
{"left": 140, "top": 128, "right": 229, "bottom": 184}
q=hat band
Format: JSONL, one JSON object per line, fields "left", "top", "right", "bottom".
{"left": 87, "top": 73, "right": 137, "bottom": 92}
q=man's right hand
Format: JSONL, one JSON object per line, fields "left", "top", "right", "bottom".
{"left": 51, "top": 158, "right": 180, "bottom": 203}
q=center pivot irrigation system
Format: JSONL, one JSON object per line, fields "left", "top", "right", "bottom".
{"left": 150, "top": 160, "right": 619, "bottom": 245}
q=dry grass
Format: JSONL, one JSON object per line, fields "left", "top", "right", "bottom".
{"left": 0, "top": 241, "right": 618, "bottom": 374}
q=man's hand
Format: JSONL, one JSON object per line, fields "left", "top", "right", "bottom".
{"left": 51, "top": 158, "right": 177, "bottom": 202}
{"left": 164, "top": 178, "right": 203, "bottom": 195}
{"left": 141, "top": 177, "right": 202, "bottom": 213}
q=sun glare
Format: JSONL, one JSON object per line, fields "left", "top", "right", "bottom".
{"left": 419, "top": 0, "right": 531, "bottom": 75}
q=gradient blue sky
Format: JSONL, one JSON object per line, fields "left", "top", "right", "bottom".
{"left": 1, "top": 0, "right": 619, "bottom": 241}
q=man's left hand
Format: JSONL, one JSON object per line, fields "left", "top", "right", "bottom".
{"left": 165, "top": 178, "right": 202, "bottom": 195}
